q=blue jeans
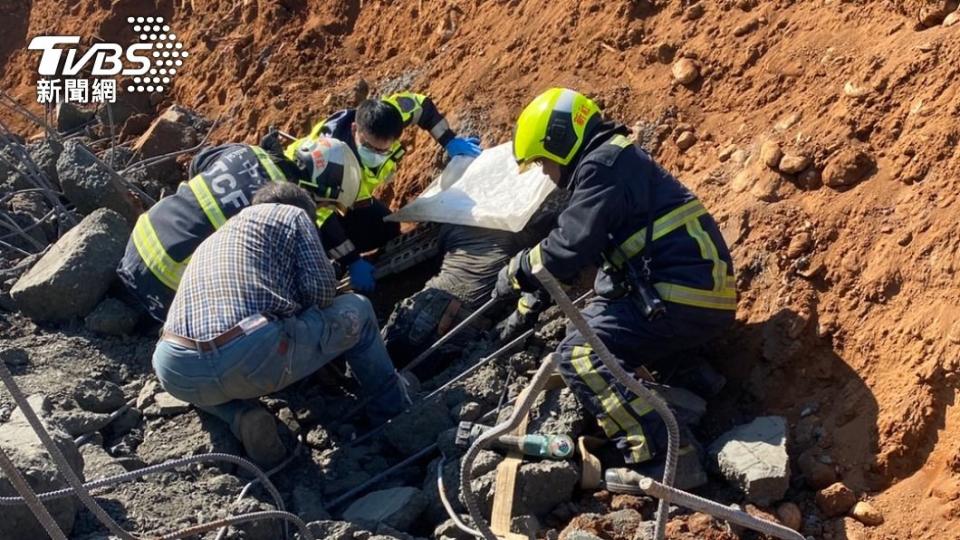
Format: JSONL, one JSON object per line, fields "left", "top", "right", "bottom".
{"left": 152, "top": 294, "right": 405, "bottom": 435}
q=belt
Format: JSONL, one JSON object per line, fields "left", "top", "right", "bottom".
{"left": 161, "top": 314, "right": 270, "bottom": 352}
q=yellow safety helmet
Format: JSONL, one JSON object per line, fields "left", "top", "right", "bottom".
{"left": 513, "top": 88, "right": 601, "bottom": 171}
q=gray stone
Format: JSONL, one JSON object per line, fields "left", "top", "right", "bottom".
{"left": 85, "top": 297, "right": 140, "bottom": 336}
{"left": 152, "top": 392, "right": 191, "bottom": 416}
{"left": 0, "top": 394, "right": 84, "bottom": 539}
{"left": 105, "top": 407, "right": 142, "bottom": 439}
{"left": 434, "top": 516, "right": 477, "bottom": 540}
{"left": 55, "top": 408, "right": 113, "bottom": 437}
{"left": 27, "top": 137, "right": 64, "bottom": 188}
{"left": 55, "top": 102, "right": 95, "bottom": 132}
{"left": 132, "top": 113, "right": 198, "bottom": 160}
{"left": 10, "top": 209, "right": 130, "bottom": 321}
{"left": 0, "top": 143, "right": 34, "bottom": 192}
{"left": 384, "top": 400, "right": 453, "bottom": 455}
{"left": 708, "top": 416, "right": 790, "bottom": 505}
{"left": 342, "top": 486, "right": 428, "bottom": 532}
{"left": 0, "top": 347, "right": 29, "bottom": 368}
{"left": 73, "top": 379, "right": 126, "bottom": 413}
{"left": 57, "top": 140, "right": 140, "bottom": 223}
{"left": 234, "top": 498, "right": 283, "bottom": 540}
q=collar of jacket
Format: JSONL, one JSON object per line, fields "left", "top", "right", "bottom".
{"left": 560, "top": 120, "right": 631, "bottom": 190}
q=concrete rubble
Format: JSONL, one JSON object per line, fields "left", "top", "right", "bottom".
{"left": 708, "top": 416, "right": 790, "bottom": 505}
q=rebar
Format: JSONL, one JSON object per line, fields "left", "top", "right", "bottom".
{"left": 157, "top": 510, "right": 312, "bottom": 540}
{"left": 460, "top": 353, "right": 561, "bottom": 540}
{"left": 0, "top": 360, "right": 137, "bottom": 539}
{"left": 637, "top": 477, "right": 807, "bottom": 540}
{"left": 0, "top": 445, "right": 69, "bottom": 540}
{"left": 533, "top": 265, "right": 680, "bottom": 540}
{"left": 437, "top": 456, "right": 482, "bottom": 538}
{"left": 0, "top": 91, "right": 60, "bottom": 141}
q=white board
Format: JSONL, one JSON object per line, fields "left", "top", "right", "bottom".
{"left": 386, "top": 143, "right": 556, "bottom": 232}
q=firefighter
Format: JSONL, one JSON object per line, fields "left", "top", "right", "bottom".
{"left": 495, "top": 88, "right": 737, "bottom": 489}
{"left": 117, "top": 137, "right": 361, "bottom": 322}
{"left": 286, "top": 92, "right": 482, "bottom": 292}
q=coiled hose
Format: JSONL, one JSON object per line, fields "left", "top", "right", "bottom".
{"left": 460, "top": 352, "right": 561, "bottom": 540}
{"left": 532, "top": 265, "right": 680, "bottom": 540}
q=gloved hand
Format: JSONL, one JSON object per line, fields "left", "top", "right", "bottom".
{"left": 444, "top": 136, "right": 482, "bottom": 158}
{"left": 493, "top": 309, "right": 534, "bottom": 343}
{"left": 492, "top": 262, "right": 521, "bottom": 301}
{"left": 348, "top": 259, "right": 376, "bottom": 293}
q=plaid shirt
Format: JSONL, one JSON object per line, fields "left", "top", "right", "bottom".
{"left": 165, "top": 204, "right": 336, "bottom": 341}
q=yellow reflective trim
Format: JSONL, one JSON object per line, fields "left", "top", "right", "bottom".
{"left": 516, "top": 295, "right": 532, "bottom": 315}
{"left": 250, "top": 145, "right": 285, "bottom": 182}
{"left": 132, "top": 214, "right": 188, "bottom": 291}
{"left": 685, "top": 219, "right": 726, "bottom": 292}
{"left": 610, "top": 134, "right": 632, "bottom": 148}
{"left": 315, "top": 206, "right": 335, "bottom": 226}
{"left": 654, "top": 282, "right": 737, "bottom": 310}
{"left": 188, "top": 175, "right": 227, "bottom": 229}
{"left": 569, "top": 345, "right": 651, "bottom": 461}
{"left": 383, "top": 92, "right": 426, "bottom": 124}
{"left": 611, "top": 200, "right": 707, "bottom": 267}
{"left": 528, "top": 244, "right": 544, "bottom": 273}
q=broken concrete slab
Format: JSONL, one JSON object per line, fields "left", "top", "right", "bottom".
{"left": 464, "top": 459, "right": 580, "bottom": 519}
{"left": 55, "top": 408, "right": 114, "bottom": 437}
{"left": 342, "top": 486, "right": 428, "bottom": 532}
{"left": 57, "top": 140, "right": 140, "bottom": 223}
{"left": 709, "top": 416, "right": 790, "bottom": 505}
{"left": 529, "top": 387, "right": 588, "bottom": 439}
{"left": 384, "top": 400, "right": 453, "bottom": 455}
{"left": 0, "top": 394, "right": 84, "bottom": 539}
{"left": 10, "top": 208, "right": 130, "bottom": 322}
{"left": 136, "top": 379, "right": 161, "bottom": 409}
{"left": 137, "top": 410, "right": 241, "bottom": 464}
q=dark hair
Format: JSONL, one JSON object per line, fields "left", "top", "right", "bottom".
{"left": 356, "top": 99, "right": 404, "bottom": 140}
{"left": 252, "top": 182, "right": 317, "bottom": 217}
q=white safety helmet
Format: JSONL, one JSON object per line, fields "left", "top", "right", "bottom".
{"left": 294, "top": 137, "right": 362, "bottom": 210}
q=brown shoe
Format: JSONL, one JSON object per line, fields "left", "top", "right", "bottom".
{"left": 236, "top": 406, "right": 286, "bottom": 468}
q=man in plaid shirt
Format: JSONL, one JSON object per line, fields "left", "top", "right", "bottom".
{"left": 152, "top": 183, "right": 405, "bottom": 466}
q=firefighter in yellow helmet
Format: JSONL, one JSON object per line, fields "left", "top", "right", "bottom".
{"left": 495, "top": 88, "right": 737, "bottom": 490}
{"left": 286, "top": 92, "right": 482, "bottom": 293}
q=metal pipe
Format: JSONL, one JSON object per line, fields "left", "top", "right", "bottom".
{"left": 460, "top": 353, "right": 561, "bottom": 540}
{"left": 0, "top": 446, "right": 69, "bottom": 540}
{"left": 637, "top": 477, "right": 806, "bottom": 540}
{"left": 532, "top": 266, "right": 680, "bottom": 540}
{"left": 74, "top": 398, "right": 137, "bottom": 446}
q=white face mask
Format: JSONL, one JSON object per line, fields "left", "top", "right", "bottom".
{"left": 355, "top": 137, "right": 391, "bottom": 169}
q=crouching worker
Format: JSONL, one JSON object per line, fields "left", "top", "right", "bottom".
{"left": 151, "top": 183, "right": 406, "bottom": 467}
{"left": 498, "top": 89, "right": 737, "bottom": 490}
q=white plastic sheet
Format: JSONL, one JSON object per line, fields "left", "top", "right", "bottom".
{"left": 386, "top": 143, "right": 555, "bottom": 232}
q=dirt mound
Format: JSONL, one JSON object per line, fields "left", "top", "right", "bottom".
{"left": 3, "top": 0, "right": 960, "bottom": 537}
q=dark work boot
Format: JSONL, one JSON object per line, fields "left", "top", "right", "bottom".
{"left": 235, "top": 406, "right": 286, "bottom": 469}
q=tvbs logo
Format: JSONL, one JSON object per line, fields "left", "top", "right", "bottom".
{"left": 29, "top": 16, "right": 189, "bottom": 103}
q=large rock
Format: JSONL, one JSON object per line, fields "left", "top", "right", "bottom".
{"left": 0, "top": 394, "right": 85, "bottom": 539}
{"left": 384, "top": 400, "right": 453, "bottom": 455}
{"left": 342, "top": 486, "right": 428, "bottom": 532}
{"left": 709, "top": 416, "right": 790, "bottom": 505}
{"left": 57, "top": 140, "right": 140, "bottom": 223}
{"left": 73, "top": 379, "right": 126, "bottom": 414}
{"left": 10, "top": 209, "right": 130, "bottom": 322}
{"left": 822, "top": 146, "right": 876, "bottom": 189}
{"left": 132, "top": 111, "right": 198, "bottom": 159}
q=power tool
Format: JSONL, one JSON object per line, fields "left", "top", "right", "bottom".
{"left": 455, "top": 421, "right": 575, "bottom": 460}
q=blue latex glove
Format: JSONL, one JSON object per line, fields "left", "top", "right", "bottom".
{"left": 444, "top": 136, "right": 482, "bottom": 158}
{"left": 348, "top": 259, "right": 376, "bottom": 293}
